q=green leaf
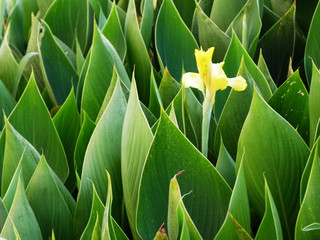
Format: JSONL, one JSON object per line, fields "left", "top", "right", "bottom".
{"left": 209, "top": 0, "right": 247, "bottom": 31}
{"left": 196, "top": 5, "right": 230, "bottom": 62}
{"left": 225, "top": 0, "right": 261, "bottom": 54}
{"left": 309, "top": 63, "right": 320, "bottom": 146}
{"left": 257, "top": 50, "right": 277, "bottom": 93}
{"left": 304, "top": 0, "right": 320, "bottom": 84}
{"left": 228, "top": 213, "right": 253, "bottom": 240}
{"left": 0, "top": 197, "right": 7, "bottom": 232}
{"left": 44, "top": 0, "right": 88, "bottom": 50}
{"left": 236, "top": 89, "right": 309, "bottom": 239}
{"left": 224, "top": 33, "right": 272, "bottom": 101}
{"left": 295, "top": 144, "right": 320, "bottom": 239}
{"left": 74, "top": 78, "right": 127, "bottom": 238}
{"left": 156, "top": 0, "right": 198, "bottom": 81}
{"left": 36, "top": 0, "right": 54, "bottom": 17}
{"left": 39, "top": 21, "right": 78, "bottom": 105}
{"left": 1, "top": 118, "right": 40, "bottom": 197}
{"left": 172, "top": 0, "right": 195, "bottom": 29}
{"left": 140, "top": 0, "right": 154, "bottom": 48}
{"left": 137, "top": 110, "right": 231, "bottom": 240}
{"left": 74, "top": 111, "right": 96, "bottom": 177}
{"left": 101, "top": 2, "right": 126, "bottom": 61}
{"left": 159, "top": 68, "right": 181, "bottom": 109}
{"left": 1, "top": 177, "right": 42, "bottom": 240}
{"left": 302, "top": 223, "right": 320, "bottom": 232}
{"left": 214, "top": 59, "right": 254, "bottom": 159}
{"left": 0, "top": 0, "right": 5, "bottom": 36}
{"left": 53, "top": 89, "right": 80, "bottom": 190}
{"left": 0, "top": 28, "right": 19, "bottom": 93}
{"left": 125, "top": 0, "right": 152, "bottom": 105}
{"left": 255, "top": 177, "right": 283, "bottom": 240}
{"left": 0, "top": 81, "right": 15, "bottom": 129}
{"left": 121, "top": 79, "right": 153, "bottom": 239}
{"left": 153, "top": 224, "right": 169, "bottom": 240}
{"left": 258, "top": 3, "right": 295, "bottom": 85}
{"left": 268, "top": 70, "right": 309, "bottom": 144}
{"left": 215, "top": 161, "right": 252, "bottom": 239}
{"left": 7, "top": 74, "right": 68, "bottom": 182}
{"left": 149, "top": 70, "right": 163, "bottom": 118}
{"left": 26, "top": 156, "right": 75, "bottom": 240}
{"left": 81, "top": 23, "right": 129, "bottom": 121}
{"left": 216, "top": 139, "right": 236, "bottom": 188}
{"left": 167, "top": 172, "right": 202, "bottom": 240}
{"left": 80, "top": 184, "right": 105, "bottom": 240}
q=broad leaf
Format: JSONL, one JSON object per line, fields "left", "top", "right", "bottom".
{"left": 137, "top": 110, "right": 231, "bottom": 240}
{"left": 236, "top": 89, "right": 309, "bottom": 239}
{"left": 309, "top": 63, "right": 320, "bottom": 145}
{"left": 0, "top": 81, "right": 15, "bottom": 129}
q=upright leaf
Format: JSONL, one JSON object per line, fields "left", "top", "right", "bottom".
{"left": 1, "top": 177, "right": 42, "bottom": 240}
{"left": 255, "top": 178, "right": 283, "bottom": 240}
{"left": 137, "top": 110, "right": 231, "bottom": 240}
{"left": 156, "top": 0, "right": 198, "bottom": 81}
{"left": 74, "top": 79, "right": 127, "bottom": 238}
{"left": 7, "top": 74, "right": 68, "bottom": 182}
{"left": 44, "top": 0, "right": 88, "bottom": 50}
{"left": 81, "top": 23, "right": 129, "bottom": 121}
{"left": 125, "top": 0, "right": 152, "bottom": 104}
{"left": 26, "top": 156, "right": 75, "bottom": 240}
{"left": 309, "top": 64, "right": 320, "bottom": 145}
{"left": 268, "top": 70, "right": 309, "bottom": 144}
{"left": 121, "top": 79, "right": 153, "bottom": 239}
{"left": 304, "top": 0, "right": 320, "bottom": 83}
{"left": 0, "top": 81, "right": 15, "bottom": 129}
{"left": 236, "top": 89, "right": 309, "bottom": 239}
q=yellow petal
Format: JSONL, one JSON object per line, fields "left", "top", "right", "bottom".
{"left": 210, "top": 63, "right": 228, "bottom": 92}
{"left": 182, "top": 72, "right": 204, "bottom": 92}
{"left": 228, "top": 76, "right": 247, "bottom": 91}
{"left": 195, "top": 47, "right": 214, "bottom": 87}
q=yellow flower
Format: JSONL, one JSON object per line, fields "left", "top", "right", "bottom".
{"left": 182, "top": 47, "right": 247, "bottom": 103}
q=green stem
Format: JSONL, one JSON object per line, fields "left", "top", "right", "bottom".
{"left": 201, "top": 92, "right": 213, "bottom": 158}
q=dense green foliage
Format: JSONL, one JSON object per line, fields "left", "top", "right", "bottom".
{"left": 0, "top": 0, "right": 320, "bottom": 239}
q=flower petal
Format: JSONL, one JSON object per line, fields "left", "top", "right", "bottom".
{"left": 211, "top": 62, "right": 227, "bottom": 79}
{"left": 195, "top": 47, "right": 214, "bottom": 87}
{"left": 227, "top": 76, "right": 247, "bottom": 91}
{"left": 182, "top": 72, "right": 204, "bottom": 92}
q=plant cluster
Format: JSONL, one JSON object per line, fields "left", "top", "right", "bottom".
{"left": 0, "top": 0, "right": 320, "bottom": 239}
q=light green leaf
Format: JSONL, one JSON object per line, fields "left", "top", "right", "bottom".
{"left": 209, "top": 0, "right": 247, "bottom": 31}
{"left": 74, "top": 78, "right": 127, "bottom": 238}
{"left": 0, "top": 27, "right": 19, "bottom": 93}
{"left": 156, "top": 0, "right": 198, "bottom": 81}
{"left": 81, "top": 23, "right": 129, "bottom": 121}
{"left": 0, "top": 198, "right": 7, "bottom": 232}
{"left": 303, "top": 223, "right": 320, "bottom": 232}
{"left": 53, "top": 89, "right": 80, "bottom": 190}
{"left": 167, "top": 172, "right": 202, "bottom": 240}
{"left": 196, "top": 4, "right": 230, "bottom": 63}
{"left": 26, "top": 156, "right": 75, "bottom": 240}
{"left": 236, "top": 89, "right": 309, "bottom": 239}
{"left": 255, "top": 177, "right": 283, "bottom": 240}
{"left": 74, "top": 110, "right": 96, "bottom": 177}
{"left": 215, "top": 161, "right": 252, "bottom": 240}
{"left": 295, "top": 144, "right": 320, "bottom": 239}
{"left": 304, "top": 0, "right": 320, "bottom": 84}
{"left": 1, "top": 176, "right": 42, "bottom": 240}
{"left": 1, "top": 118, "right": 40, "bottom": 197}
{"left": 309, "top": 63, "right": 320, "bottom": 146}
{"left": 225, "top": 0, "right": 261, "bottom": 54}
{"left": 137, "top": 110, "right": 231, "bottom": 240}
{"left": 101, "top": 2, "right": 126, "bottom": 61}
{"left": 0, "top": 81, "right": 15, "bottom": 129}
{"left": 125, "top": 0, "right": 152, "bottom": 104}
{"left": 80, "top": 184, "right": 105, "bottom": 240}
{"left": 159, "top": 68, "right": 181, "bottom": 109}
{"left": 7, "top": 74, "right": 68, "bottom": 182}
{"left": 121, "top": 78, "right": 153, "bottom": 240}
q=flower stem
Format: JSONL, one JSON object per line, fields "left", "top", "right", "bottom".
{"left": 201, "top": 92, "right": 213, "bottom": 158}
